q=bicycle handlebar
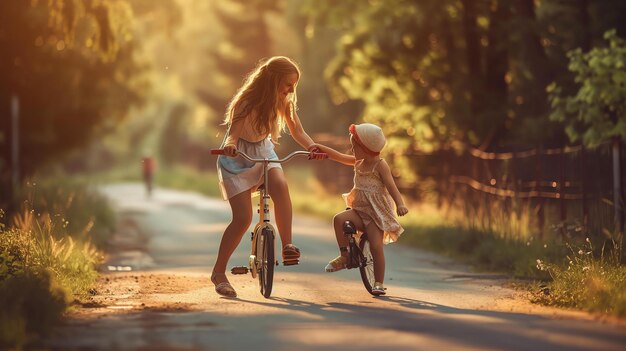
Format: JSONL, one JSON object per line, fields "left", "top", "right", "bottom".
{"left": 210, "top": 149, "right": 328, "bottom": 163}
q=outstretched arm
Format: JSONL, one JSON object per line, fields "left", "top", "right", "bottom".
{"left": 284, "top": 106, "right": 316, "bottom": 150}
{"left": 315, "top": 143, "right": 356, "bottom": 166}
{"left": 377, "top": 159, "right": 408, "bottom": 216}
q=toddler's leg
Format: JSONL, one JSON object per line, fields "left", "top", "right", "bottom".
{"left": 364, "top": 222, "right": 385, "bottom": 284}
{"left": 333, "top": 209, "right": 365, "bottom": 252}
{"left": 325, "top": 210, "right": 366, "bottom": 272}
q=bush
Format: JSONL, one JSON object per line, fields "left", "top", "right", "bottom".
{"left": 0, "top": 182, "right": 106, "bottom": 349}
{"left": 0, "top": 271, "right": 67, "bottom": 350}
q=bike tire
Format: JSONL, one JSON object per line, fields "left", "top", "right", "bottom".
{"left": 258, "top": 227, "right": 275, "bottom": 298}
{"left": 357, "top": 234, "right": 376, "bottom": 295}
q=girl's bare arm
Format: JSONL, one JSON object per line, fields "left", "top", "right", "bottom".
{"left": 222, "top": 110, "right": 249, "bottom": 156}
{"left": 377, "top": 159, "right": 409, "bottom": 216}
{"left": 284, "top": 107, "right": 316, "bottom": 150}
{"left": 315, "top": 144, "right": 355, "bottom": 166}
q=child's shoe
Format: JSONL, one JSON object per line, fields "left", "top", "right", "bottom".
{"left": 372, "top": 282, "right": 386, "bottom": 296}
{"left": 324, "top": 256, "right": 347, "bottom": 272}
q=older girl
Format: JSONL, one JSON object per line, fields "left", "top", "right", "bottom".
{"left": 212, "top": 56, "right": 319, "bottom": 297}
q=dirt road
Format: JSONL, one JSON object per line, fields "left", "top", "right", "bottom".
{"left": 38, "top": 183, "right": 626, "bottom": 351}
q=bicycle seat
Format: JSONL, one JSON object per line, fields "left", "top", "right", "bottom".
{"left": 343, "top": 221, "right": 357, "bottom": 235}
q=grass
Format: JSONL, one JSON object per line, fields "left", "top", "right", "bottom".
{"left": 16, "top": 178, "right": 116, "bottom": 249}
{"left": 533, "top": 238, "right": 626, "bottom": 316}
{"left": 0, "top": 178, "right": 109, "bottom": 350}
{"left": 155, "top": 165, "right": 221, "bottom": 199}
{"left": 0, "top": 210, "right": 103, "bottom": 349}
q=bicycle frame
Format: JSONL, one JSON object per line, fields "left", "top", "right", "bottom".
{"left": 343, "top": 220, "right": 376, "bottom": 295}
{"left": 211, "top": 149, "right": 326, "bottom": 297}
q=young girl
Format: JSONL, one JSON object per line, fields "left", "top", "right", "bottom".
{"left": 212, "top": 56, "right": 320, "bottom": 297}
{"left": 314, "top": 123, "right": 408, "bottom": 295}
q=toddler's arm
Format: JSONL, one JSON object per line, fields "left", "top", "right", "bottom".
{"left": 377, "top": 159, "right": 409, "bottom": 216}
{"left": 314, "top": 143, "right": 356, "bottom": 166}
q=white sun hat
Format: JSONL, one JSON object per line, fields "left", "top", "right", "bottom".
{"left": 349, "top": 123, "right": 386, "bottom": 155}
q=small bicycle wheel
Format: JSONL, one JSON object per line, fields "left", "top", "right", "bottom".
{"left": 258, "top": 227, "right": 275, "bottom": 298}
{"left": 357, "top": 234, "right": 376, "bottom": 295}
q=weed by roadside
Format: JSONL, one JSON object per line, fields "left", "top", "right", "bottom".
{"left": 533, "top": 237, "right": 626, "bottom": 316}
{"left": 16, "top": 178, "right": 116, "bottom": 249}
{"left": 0, "top": 179, "right": 109, "bottom": 350}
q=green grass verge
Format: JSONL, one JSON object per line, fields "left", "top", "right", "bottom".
{"left": 155, "top": 165, "right": 221, "bottom": 198}
{"left": 1, "top": 178, "right": 109, "bottom": 349}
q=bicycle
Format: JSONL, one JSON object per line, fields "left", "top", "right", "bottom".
{"left": 341, "top": 218, "right": 378, "bottom": 296}
{"left": 210, "top": 149, "right": 327, "bottom": 298}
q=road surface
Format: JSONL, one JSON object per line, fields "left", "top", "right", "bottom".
{"left": 37, "top": 183, "right": 626, "bottom": 351}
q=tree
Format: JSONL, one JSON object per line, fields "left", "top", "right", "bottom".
{"left": 301, "top": 0, "right": 626, "bottom": 153}
{"left": 548, "top": 30, "right": 626, "bottom": 146}
{"left": 0, "top": 1, "right": 147, "bottom": 217}
{"left": 548, "top": 29, "right": 626, "bottom": 233}
{"left": 197, "top": 0, "right": 280, "bottom": 121}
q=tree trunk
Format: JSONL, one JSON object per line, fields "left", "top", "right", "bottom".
{"left": 461, "top": 0, "right": 481, "bottom": 118}
{"left": 479, "top": 0, "right": 510, "bottom": 151}
{"left": 0, "top": 93, "right": 14, "bottom": 226}
{"left": 515, "top": 0, "right": 552, "bottom": 93}
{"left": 580, "top": 0, "right": 591, "bottom": 52}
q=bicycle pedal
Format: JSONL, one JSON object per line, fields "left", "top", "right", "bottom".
{"left": 231, "top": 266, "right": 249, "bottom": 274}
{"left": 282, "top": 260, "right": 299, "bottom": 266}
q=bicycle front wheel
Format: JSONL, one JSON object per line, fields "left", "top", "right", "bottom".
{"left": 357, "top": 234, "right": 376, "bottom": 295}
{"left": 257, "top": 227, "right": 275, "bottom": 298}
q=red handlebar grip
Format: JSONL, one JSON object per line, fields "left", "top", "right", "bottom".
{"left": 210, "top": 149, "right": 225, "bottom": 155}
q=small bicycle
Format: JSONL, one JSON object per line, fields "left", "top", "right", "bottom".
{"left": 342, "top": 219, "right": 378, "bottom": 295}
{"left": 210, "top": 149, "right": 326, "bottom": 298}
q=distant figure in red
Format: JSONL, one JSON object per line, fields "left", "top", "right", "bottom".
{"left": 141, "top": 155, "right": 156, "bottom": 197}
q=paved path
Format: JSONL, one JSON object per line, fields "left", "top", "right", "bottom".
{"left": 37, "top": 183, "right": 626, "bottom": 351}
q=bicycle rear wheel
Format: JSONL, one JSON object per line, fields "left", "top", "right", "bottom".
{"left": 357, "top": 234, "right": 376, "bottom": 295}
{"left": 257, "top": 227, "right": 275, "bottom": 298}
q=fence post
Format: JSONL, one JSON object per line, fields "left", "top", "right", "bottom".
{"left": 559, "top": 150, "right": 567, "bottom": 236}
{"left": 612, "top": 136, "right": 624, "bottom": 235}
{"left": 580, "top": 145, "right": 588, "bottom": 234}
{"left": 535, "top": 147, "right": 544, "bottom": 238}
{"left": 510, "top": 152, "right": 519, "bottom": 218}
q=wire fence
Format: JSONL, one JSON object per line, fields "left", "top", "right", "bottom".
{"left": 407, "top": 141, "right": 624, "bottom": 240}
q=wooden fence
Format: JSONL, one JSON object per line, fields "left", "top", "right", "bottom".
{"left": 408, "top": 140, "right": 624, "bottom": 239}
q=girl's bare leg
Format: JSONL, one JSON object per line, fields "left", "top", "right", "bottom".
{"left": 333, "top": 209, "right": 365, "bottom": 255}
{"left": 268, "top": 168, "right": 293, "bottom": 247}
{"left": 365, "top": 222, "right": 385, "bottom": 283}
{"left": 212, "top": 189, "right": 252, "bottom": 284}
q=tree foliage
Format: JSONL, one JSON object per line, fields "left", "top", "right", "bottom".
{"left": 197, "top": 0, "right": 280, "bottom": 118}
{"left": 548, "top": 30, "right": 626, "bottom": 146}
{"left": 0, "top": 0, "right": 147, "bottom": 211}
{"left": 300, "top": 0, "right": 626, "bottom": 153}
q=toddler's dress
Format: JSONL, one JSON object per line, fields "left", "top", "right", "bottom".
{"left": 343, "top": 159, "right": 404, "bottom": 244}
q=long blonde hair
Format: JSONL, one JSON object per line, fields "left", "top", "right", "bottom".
{"left": 224, "top": 56, "right": 300, "bottom": 142}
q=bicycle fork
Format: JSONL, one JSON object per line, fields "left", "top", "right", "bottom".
{"left": 343, "top": 220, "right": 361, "bottom": 269}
